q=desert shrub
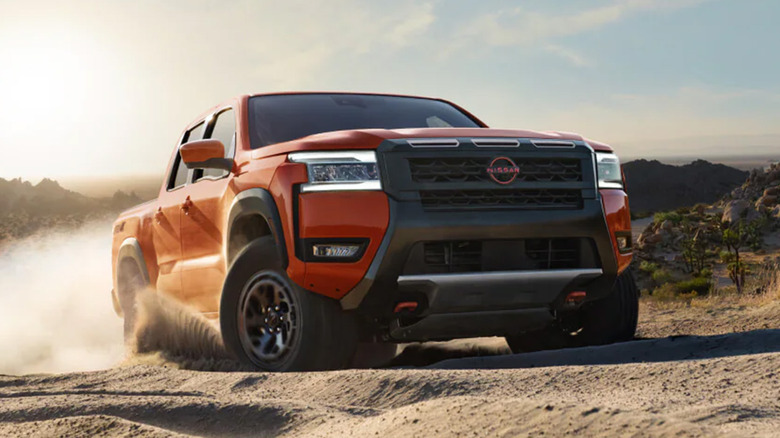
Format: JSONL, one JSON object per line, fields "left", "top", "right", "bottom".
{"left": 639, "top": 261, "right": 659, "bottom": 274}
{"left": 697, "top": 268, "right": 713, "bottom": 279}
{"left": 651, "top": 283, "right": 677, "bottom": 301}
{"left": 654, "top": 211, "right": 683, "bottom": 224}
{"left": 720, "top": 251, "right": 735, "bottom": 263}
{"left": 674, "top": 277, "right": 712, "bottom": 296}
{"left": 677, "top": 291, "right": 699, "bottom": 301}
{"left": 693, "top": 203, "right": 708, "bottom": 215}
{"left": 651, "top": 269, "right": 672, "bottom": 285}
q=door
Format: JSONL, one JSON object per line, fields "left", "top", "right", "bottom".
{"left": 180, "top": 108, "right": 236, "bottom": 315}
{"left": 152, "top": 155, "right": 187, "bottom": 296}
{"left": 152, "top": 122, "right": 205, "bottom": 299}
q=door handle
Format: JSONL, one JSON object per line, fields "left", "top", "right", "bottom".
{"left": 154, "top": 207, "right": 163, "bottom": 224}
{"left": 181, "top": 196, "right": 193, "bottom": 215}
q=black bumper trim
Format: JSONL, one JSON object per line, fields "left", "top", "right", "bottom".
{"left": 389, "top": 308, "right": 553, "bottom": 341}
{"left": 397, "top": 268, "right": 603, "bottom": 314}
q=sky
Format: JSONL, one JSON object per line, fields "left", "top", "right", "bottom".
{"left": 0, "top": 0, "right": 778, "bottom": 181}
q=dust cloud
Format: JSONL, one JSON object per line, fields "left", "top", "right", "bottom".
{"left": 0, "top": 221, "right": 125, "bottom": 375}
{"left": 126, "top": 288, "right": 240, "bottom": 371}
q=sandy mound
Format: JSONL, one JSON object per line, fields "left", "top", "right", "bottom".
{"left": 1, "top": 328, "right": 778, "bottom": 437}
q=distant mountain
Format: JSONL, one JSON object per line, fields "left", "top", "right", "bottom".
{"left": 0, "top": 177, "right": 144, "bottom": 243}
{"left": 0, "top": 177, "right": 144, "bottom": 217}
{"left": 622, "top": 159, "right": 748, "bottom": 213}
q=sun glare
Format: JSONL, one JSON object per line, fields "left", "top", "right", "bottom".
{"left": 0, "top": 39, "right": 92, "bottom": 115}
{"left": 0, "top": 24, "right": 115, "bottom": 178}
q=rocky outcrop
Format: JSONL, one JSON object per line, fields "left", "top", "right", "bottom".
{"left": 727, "top": 162, "right": 780, "bottom": 218}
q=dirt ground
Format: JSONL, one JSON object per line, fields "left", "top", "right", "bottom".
{"left": 1, "top": 299, "right": 778, "bottom": 437}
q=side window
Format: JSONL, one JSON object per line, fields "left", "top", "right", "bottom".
{"left": 186, "top": 122, "right": 204, "bottom": 143}
{"left": 196, "top": 109, "right": 235, "bottom": 180}
{"left": 167, "top": 122, "right": 204, "bottom": 190}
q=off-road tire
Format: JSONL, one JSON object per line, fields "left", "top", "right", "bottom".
{"left": 220, "top": 236, "right": 358, "bottom": 371}
{"left": 117, "top": 261, "right": 146, "bottom": 342}
{"left": 506, "top": 269, "right": 639, "bottom": 353}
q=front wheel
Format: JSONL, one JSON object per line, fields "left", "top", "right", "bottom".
{"left": 506, "top": 269, "right": 639, "bottom": 353}
{"left": 220, "top": 237, "right": 358, "bottom": 371}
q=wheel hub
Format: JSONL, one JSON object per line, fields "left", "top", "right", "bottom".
{"left": 238, "top": 272, "right": 299, "bottom": 364}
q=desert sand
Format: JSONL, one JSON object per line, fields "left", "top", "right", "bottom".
{"left": 1, "top": 299, "right": 778, "bottom": 437}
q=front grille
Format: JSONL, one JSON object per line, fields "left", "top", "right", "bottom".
{"left": 402, "top": 238, "right": 599, "bottom": 275}
{"left": 419, "top": 189, "right": 582, "bottom": 211}
{"left": 409, "top": 157, "right": 582, "bottom": 184}
{"left": 423, "top": 241, "right": 482, "bottom": 271}
{"left": 378, "top": 138, "right": 595, "bottom": 212}
{"left": 525, "top": 239, "right": 580, "bottom": 269}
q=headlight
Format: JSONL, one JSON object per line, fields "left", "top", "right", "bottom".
{"left": 596, "top": 153, "right": 623, "bottom": 189}
{"left": 288, "top": 151, "right": 381, "bottom": 192}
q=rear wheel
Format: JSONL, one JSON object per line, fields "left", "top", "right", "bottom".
{"left": 220, "top": 237, "right": 358, "bottom": 371}
{"left": 117, "top": 260, "right": 146, "bottom": 342}
{"left": 506, "top": 269, "right": 639, "bottom": 353}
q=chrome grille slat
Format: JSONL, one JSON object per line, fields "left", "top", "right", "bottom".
{"left": 409, "top": 157, "right": 582, "bottom": 184}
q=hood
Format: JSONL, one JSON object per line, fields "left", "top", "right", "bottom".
{"left": 251, "top": 127, "right": 612, "bottom": 159}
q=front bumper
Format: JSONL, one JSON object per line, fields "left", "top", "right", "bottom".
{"left": 340, "top": 197, "right": 620, "bottom": 316}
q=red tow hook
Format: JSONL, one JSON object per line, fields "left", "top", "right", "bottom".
{"left": 394, "top": 301, "right": 419, "bottom": 313}
{"left": 565, "top": 291, "right": 587, "bottom": 304}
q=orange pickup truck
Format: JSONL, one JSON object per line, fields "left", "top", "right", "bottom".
{"left": 111, "top": 92, "right": 635, "bottom": 371}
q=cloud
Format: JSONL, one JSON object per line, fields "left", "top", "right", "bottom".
{"left": 455, "top": 0, "right": 708, "bottom": 65}
{"left": 612, "top": 86, "right": 780, "bottom": 106}
{"left": 522, "top": 85, "right": 780, "bottom": 155}
{"left": 543, "top": 44, "right": 592, "bottom": 67}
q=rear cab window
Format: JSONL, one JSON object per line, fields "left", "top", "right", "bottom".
{"left": 167, "top": 122, "right": 204, "bottom": 190}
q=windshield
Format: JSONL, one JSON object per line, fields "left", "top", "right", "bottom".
{"left": 248, "top": 93, "right": 482, "bottom": 148}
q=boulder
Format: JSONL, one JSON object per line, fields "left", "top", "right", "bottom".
{"left": 721, "top": 199, "right": 751, "bottom": 223}
{"left": 757, "top": 195, "right": 778, "bottom": 207}
{"left": 764, "top": 186, "right": 780, "bottom": 197}
{"left": 746, "top": 208, "right": 762, "bottom": 223}
{"left": 643, "top": 232, "right": 664, "bottom": 245}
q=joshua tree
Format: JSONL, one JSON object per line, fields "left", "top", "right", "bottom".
{"left": 681, "top": 227, "right": 710, "bottom": 274}
{"left": 721, "top": 220, "right": 760, "bottom": 293}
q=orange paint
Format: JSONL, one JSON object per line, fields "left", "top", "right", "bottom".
{"left": 600, "top": 189, "right": 633, "bottom": 274}
{"left": 298, "top": 191, "right": 390, "bottom": 298}
{"left": 180, "top": 139, "right": 225, "bottom": 163}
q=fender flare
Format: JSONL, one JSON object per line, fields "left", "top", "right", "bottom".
{"left": 225, "top": 188, "right": 288, "bottom": 269}
{"left": 117, "top": 237, "right": 151, "bottom": 285}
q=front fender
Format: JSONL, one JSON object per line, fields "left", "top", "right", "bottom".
{"left": 225, "top": 188, "right": 288, "bottom": 269}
